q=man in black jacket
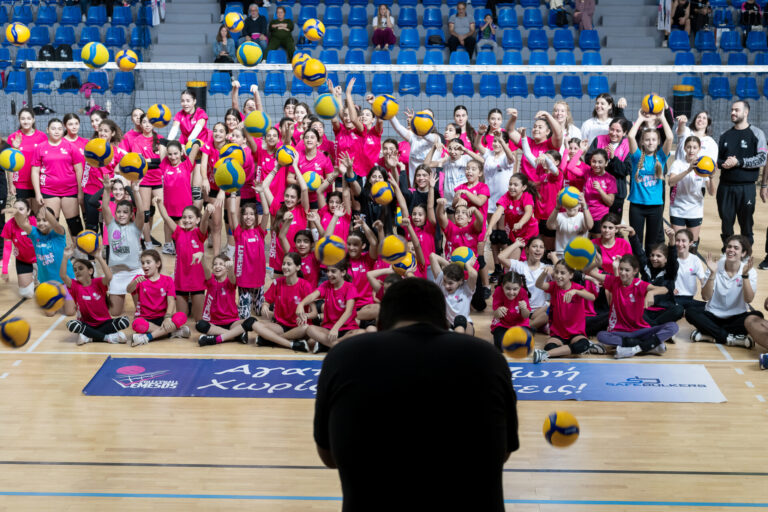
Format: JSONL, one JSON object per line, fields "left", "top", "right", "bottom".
{"left": 240, "top": 3, "right": 268, "bottom": 50}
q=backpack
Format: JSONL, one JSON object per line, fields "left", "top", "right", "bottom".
{"left": 59, "top": 74, "right": 81, "bottom": 91}
{"left": 38, "top": 44, "right": 55, "bottom": 61}
{"left": 554, "top": 8, "right": 569, "bottom": 27}
{"left": 55, "top": 44, "right": 73, "bottom": 62}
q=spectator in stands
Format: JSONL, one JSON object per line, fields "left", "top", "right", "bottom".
{"left": 658, "top": 0, "right": 672, "bottom": 47}
{"left": 266, "top": 6, "right": 295, "bottom": 60}
{"left": 448, "top": 2, "right": 477, "bottom": 59}
{"left": 740, "top": 0, "right": 762, "bottom": 44}
{"left": 574, "top": 0, "right": 596, "bottom": 30}
{"left": 241, "top": 3, "right": 268, "bottom": 50}
{"left": 477, "top": 13, "right": 498, "bottom": 51}
{"left": 77, "top": 0, "right": 117, "bottom": 24}
{"left": 213, "top": 24, "right": 236, "bottom": 64}
{"left": 690, "top": 0, "right": 711, "bottom": 41}
{"left": 372, "top": 4, "right": 396, "bottom": 51}
{"left": 671, "top": 0, "right": 691, "bottom": 35}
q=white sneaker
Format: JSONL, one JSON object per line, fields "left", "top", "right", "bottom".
{"left": 726, "top": 334, "right": 754, "bottom": 349}
{"left": 588, "top": 341, "right": 607, "bottom": 354}
{"left": 647, "top": 342, "right": 667, "bottom": 355}
{"left": 226, "top": 244, "right": 236, "bottom": 259}
{"left": 532, "top": 349, "right": 549, "bottom": 364}
{"left": 105, "top": 332, "right": 127, "bottom": 344}
{"left": 171, "top": 325, "right": 191, "bottom": 339}
{"left": 690, "top": 329, "right": 711, "bottom": 342}
{"left": 77, "top": 334, "right": 92, "bottom": 345}
{"left": 162, "top": 243, "right": 176, "bottom": 255}
{"left": 615, "top": 345, "right": 641, "bottom": 359}
{"left": 132, "top": 333, "right": 149, "bottom": 346}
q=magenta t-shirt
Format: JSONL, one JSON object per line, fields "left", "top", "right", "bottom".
{"left": 348, "top": 253, "right": 376, "bottom": 308}
{"left": 300, "top": 252, "right": 320, "bottom": 288}
{"left": 173, "top": 107, "right": 211, "bottom": 145}
{"left": 69, "top": 277, "right": 111, "bottom": 325}
{"left": 604, "top": 274, "right": 651, "bottom": 332}
{"left": 455, "top": 181, "right": 490, "bottom": 235}
{"left": 319, "top": 205, "right": 351, "bottom": 240}
{"left": 132, "top": 274, "right": 175, "bottom": 319}
{"left": 443, "top": 221, "right": 481, "bottom": 270}
{"left": 9, "top": 129, "right": 48, "bottom": 190}
{"left": 35, "top": 140, "right": 80, "bottom": 196}
{"left": 268, "top": 202, "right": 307, "bottom": 270}
{"left": 295, "top": 135, "right": 336, "bottom": 163}
{"left": 533, "top": 165, "right": 564, "bottom": 221}
{"left": 172, "top": 226, "right": 206, "bottom": 292}
{"left": 202, "top": 276, "right": 239, "bottom": 325}
{"left": 201, "top": 140, "right": 222, "bottom": 192}
{"left": 318, "top": 280, "right": 358, "bottom": 331}
{"left": 65, "top": 136, "right": 88, "bottom": 162}
{"left": 265, "top": 277, "right": 314, "bottom": 328}
{"left": 408, "top": 220, "right": 436, "bottom": 263}
{"left": 521, "top": 136, "right": 558, "bottom": 182}
{"left": 131, "top": 134, "right": 163, "bottom": 186}
{"left": 333, "top": 124, "right": 365, "bottom": 176}
{"left": 82, "top": 146, "right": 126, "bottom": 195}
{"left": 1, "top": 217, "right": 37, "bottom": 263}
{"left": 361, "top": 124, "right": 383, "bottom": 173}
{"left": 298, "top": 150, "right": 333, "bottom": 204}
{"left": 497, "top": 191, "right": 539, "bottom": 241}
{"left": 122, "top": 129, "right": 141, "bottom": 149}
{"left": 583, "top": 171, "right": 617, "bottom": 222}
{"left": 549, "top": 281, "right": 587, "bottom": 339}
{"left": 160, "top": 158, "right": 193, "bottom": 217}
{"left": 592, "top": 237, "right": 632, "bottom": 275}
{"left": 490, "top": 286, "right": 531, "bottom": 330}
{"left": 233, "top": 225, "right": 267, "bottom": 288}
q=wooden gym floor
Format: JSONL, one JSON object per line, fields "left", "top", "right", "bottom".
{"left": 1, "top": 175, "right": 767, "bottom": 511}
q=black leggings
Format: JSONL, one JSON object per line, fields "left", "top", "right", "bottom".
{"left": 629, "top": 203, "right": 664, "bottom": 256}
{"left": 684, "top": 306, "right": 761, "bottom": 344}
{"left": 644, "top": 305, "right": 684, "bottom": 326}
{"left": 67, "top": 317, "right": 129, "bottom": 342}
{"left": 83, "top": 192, "right": 101, "bottom": 232}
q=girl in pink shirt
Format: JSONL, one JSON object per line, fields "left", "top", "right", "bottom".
{"left": 263, "top": 160, "right": 310, "bottom": 272}
{"left": 168, "top": 88, "right": 211, "bottom": 149}
{"left": 583, "top": 149, "right": 617, "bottom": 229}
{"left": 591, "top": 213, "right": 632, "bottom": 275}
{"left": 436, "top": 200, "right": 484, "bottom": 270}
{"left": 331, "top": 79, "right": 367, "bottom": 176}
{"left": 82, "top": 120, "right": 126, "bottom": 232}
{"left": 453, "top": 159, "right": 491, "bottom": 288}
{"left": 477, "top": 108, "right": 505, "bottom": 151}
{"left": 196, "top": 253, "right": 248, "bottom": 346}
{"left": 279, "top": 228, "right": 320, "bottom": 288}
{"left": 509, "top": 111, "right": 564, "bottom": 184}
{"left": 497, "top": 236, "right": 551, "bottom": 332}
{"left": 291, "top": 102, "right": 310, "bottom": 144}
{"left": 453, "top": 105, "right": 478, "bottom": 151}
{"left": 486, "top": 173, "right": 540, "bottom": 248}
{"left": 224, "top": 108, "right": 241, "bottom": 137}
{"left": 346, "top": 217, "right": 381, "bottom": 313}
{"left": 1, "top": 199, "right": 37, "bottom": 297}
{"left": 60, "top": 246, "right": 129, "bottom": 345}
{"left": 230, "top": 127, "right": 257, "bottom": 207}
{"left": 199, "top": 122, "right": 229, "bottom": 256}
{"left": 532, "top": 260, "right": 596, "bottom": 363}
{"left": 254, "top": 127, "right": 281, "bottom": 216}
{"left": 359, "top": 96, "right": 384, "bottom": 172}
{"left": 122, "top": 108, "right": 145, "bottom": 150}
{"left": 8, "top": 107, "right": 48, "bottom": 202}
{"left": 563, "top": 138, "right": 591, "bottom": 192}
{"left": 297, "top": 128, "right": 334, "bottom": 206}
{"left": 317, "top": 188, "right": 352, "bottom": 240}
{"left": 62, "top": 113, "right": 89, "bottom": 159}
{"left": 490, "top": 272, "right": 531, "bottom": 351}
{"left": 159, "top": 141, "right": 199, "bottom": 254}
{"left": 133, "top": 114, "right": 167, "bottom": 247}
{"left": 296, "top": 118, "right": 336, "bottom": 162}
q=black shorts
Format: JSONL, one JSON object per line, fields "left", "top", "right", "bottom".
{"left": 669, "top": 216, "right": 703, "bottom": 228}
{"left": 42, "top": 192, "right": 77, "bottom": 199}
{"left": 177, "top": 290, "right": 205, "bottom": 299}
{"left": 550, "top": 333, "right": 587, "bottom": 345}
{"left": 140, "top": 184, "right": 163, "bottom": 191}
{"left": 147, "top": 317, "right": 165, "bottom": 327}
{"left": 214, "top": 321, "right": 235, "bottom": 330}
{"left": 16, "top": 258, "right": 34, "bottom": 274}
{"left": 309, "top": 200, "right": 319, "bottom": 210}
{"left": 15, "top": 188, "right": 34, "bottom": 201}
{"left": 538, "top": 219, "right": 556, "bottom": 238}
{"left": 170, "top": 215, "right": 181, "bottom": 221}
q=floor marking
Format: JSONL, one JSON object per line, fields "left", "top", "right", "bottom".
{"left": 24, "top": 315, "right": 66, "bottom": 353}
{"left": 736, "top": 368, "right": 744, "bottom": 375}
{"left": 716, "top": 343, "right": 734, "bottom": 361}
{"left": 0, "top": 373, "right": 7, "bottom": 379}
{"left": 757, "top": 395, "right": 766, "bottom": 403}
{"left": 746, "top": 381, "right": 755, "bottom": 388}
{"left": 12, "top": 360, "right": 21, "bottom": 366}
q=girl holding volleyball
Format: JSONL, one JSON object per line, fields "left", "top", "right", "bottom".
{"left": 491, "top": 271, "right": 531, "bottom": 352}
{"left": 546, "top": 192, "right": 593, "bottom": 259}
{"left": 195, "top": 253, "right": 248, "bottom": 346}
{"left": 132, "top": 113, "right": 168, "bottom": 249}
{"left": 583, "top": 149, "right": 617, "bottom": 230}
{"left": 8, "top": 107, "right": 48, "bottom": 204}
{"left": 389, "top": 107, "right": 441, "bottom": 185}
{"left": 486, "top": 173, "right": 540, "bottom": 250}
{"left": 667, "top": 136, "right": 714, "bottom": 247}
{"left": 199, "top": 122, "right": 229, "bottom": 256}
{"left": 297, "top": 128, "right": 334, "bottom": 208}
{"left": 498, "top": 237, "right": 552, "bottom": 332}
{"left": 1, "top": 199, "right": 37, "bottom": 297}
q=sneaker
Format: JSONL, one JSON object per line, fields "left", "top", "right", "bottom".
{"left": 483, "top": 287, "right": 492, "bottom": 300}
{"left": 690, "top": 329, "right": 704, "bottom": 342}
{"left": 587, "top": 341, "right": 607, "bottom": 354}
{"left": 758, "top": 258, "right": 768, "bottom": 270}
{"left": 532, "top": 348, "right": 548, "bottom": 364}
{"left": 759, "top": 353, "right": 768, "bottom": 370}
{"left": 239, "top": 332, "right": 249, "bottom": 344}
{"left": 131, "top": 333, "right": 149, "bottom": 346}
{"left": 313, "top": 342, "right": 329, "bottom": 354}
{"left": 105, "top": 332, "right": 127, "bottom": 344}
{"left": 726, "top": 334, "right": 754, "bottom": 349}
{"left": 151, "top": 236, "right": 162, "bottom": 246}
{"left": 615, "top": 345, "right": 641, "bottom": 359}
{"left": 162, "top": 242, "right": 176, "bottom": 255}
{"left": 661, "top": 39, "right": 668, "bottom": 47}
{"left": 198, "top": 335, "right": 217, "bottom": 346}
{"left": 647, "top": 342, "right": 667, "bottom": 355}
{"left": 171, "top": 325, "right": 191, "bottom": 339}
{"left": 292, "top": 340, "right": 310, "bottom": 352}
{"left": 77, "top": 334, "right": 92, "bottom": 346}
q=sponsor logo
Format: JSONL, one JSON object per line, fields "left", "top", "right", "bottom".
{"left": 112, "top": 365, "right": 178, "bottom": 389}
{"left": 606, "top": 376, "right": 706, "bottom": 388}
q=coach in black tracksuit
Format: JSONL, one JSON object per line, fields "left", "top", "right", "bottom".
{"left": 717, "top": 100, "right": 767, "bottom": 250}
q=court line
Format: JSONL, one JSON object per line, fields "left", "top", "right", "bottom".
{"left": 716, "top": 343, "right": 734, "bottom": 361}
{"left": 0, "top": 373, "right": 7, "bottom": 379}
{"left": 736, "top": 368, "right": 745, "bottom": 375}
{"left": 25, "top": 315, "right": 66, "bottom": 353}
{"left": 12, "top": 360, "right": 21, "bottom": 366}
{"left": 746, "top": 381, "right": 755, "bottom": 388}
{"left": 757, "top": 395, "right": 766, "bottom": 402}
{"left": 0, "top": 298, "right": 26, "bottom": 322}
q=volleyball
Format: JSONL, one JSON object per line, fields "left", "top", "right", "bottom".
{"left": 84, "top": 138, "right": 114, "bottom": 168}
{"left": 694, "top": 156, "right": 716, "bottom": 177}
{"left": 371, "top": 181, "right": 393, "bottom": 205}
{"left": 0, "top": 148, "right": 25, "bottom": 172}
{"left": 451, "top": 246, "right": 475, "bottom": 268}
{"left": 214, "top": 158, "right": 245, "bottom": 193}
{"left": 412, "top": 111, "right": 435, "bottom": 137}
{"left": 119, "top": 152, "right": 147, "bottom": 181}
{"left": 147, "top": 103, "right": 172, "bottom": 128}
{"left": 302, "top": 171, "right": 322, "bottom": 191}
{"left": 314, "top": 93, "right": 340, "bottom": 120}
{"left": 315, "top": 235, "right": 347, "bottom": 266}
{"left": 392, "top": 252, "right": 416, "bottom": 276}
{"left": 219, "top": 142, "right": 245, "bottom": 166}
{"left": 502, "top": 327, "right": 533, "bottom": 358}
{"left": 0, "top": 317, "right": 31, "bottom": 348}
{"left": 563, "top": 236, "right": 596, "bottom": 271}
{"left": 558, "top": 186, "right": 581, "bottom": 209}
{"left": 184, "top": 139, "right": 203, "bottom": 161}
{"left": 237, "top": 41, "right": 263, "bottom": 67}
{"left": 292, "top": 51, "right": 311, "bottom": 79}
{"left": 302, "top": 18, "right": 325, "bottom": 41}
{"left": 543, "top": 411, "right": 580, "bottom": 448}
{"left": 244, "top": 110, "right": 270, "bottom": 137}
{"left": 276, "top": 145, "right": 297, "bottom": 167}
{"left": 395, "top": 206, "right": 403, "bottom": 226}
{"left": 115, "top": 49, "right": 138, "bottom": 71}
{"left": 35, "top": 281, "right": 66, "bottom": 312}
{"left": 76, "top": 229, "right": 101, "bottom": 254}
{"left": 640, "top": 94, "right": 665, "bottom": 115}
{"left": 379, "top": 235, "right": 408, "bottom": 264}
{"left": 81, "top": 42, "right": 109, "bottom": 69}
{"left": 5, "top": 22, "right": 30, "bottom": 46}
{"left": 225, "top": 12, "right": 245, "bottom": 32}
{"left": 371, "top": 94, "right": 399, "bottom": 121}
{"left": 300, "top": 58, "right": 327, "bottom": 88}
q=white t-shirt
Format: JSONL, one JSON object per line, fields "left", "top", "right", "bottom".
{"left": 675, "top": 253, "right": 710, "bottom": 297}
{"left": 483, "top": 150, "right": 515, "bottom": 214}
{"left": 561, "top": 123, "right": 582, "bottom": 151}
{"left": 509, "top": 259, "right": 550, "bottom": 309}
{"left": 438, "top": 154, "right": 471, "bottom": 206}
{"left": 580, "top": 117, "right": 611, "bottom": 147}
{"left": 371, "top": 15, "right": 394, "bottom": 29}
{"left": 436, "top": 271, "right": 474, "bottom": 325}
{"left": 555, "top": 212, "right": 587, "bottom": 256}
{"left": 675, "top": 127, "right": 719, "bottom": 163}
{"left": 705, "top": 258, "right": 757, "bottom": 317}
{"left": 669, "top": 159, "right": 709, "bottom": 219}
{"left": 406, "top": 132, "right": 440, "bottom": 186}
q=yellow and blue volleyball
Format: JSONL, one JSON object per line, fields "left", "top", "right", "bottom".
{"left": 76, "top": 229, "right": 101, "bottom": 254}
{"left": 84, "top": 138, "right": 114, "bottom": 167}
{"left": 219, "top": 142, "right": 245, "bottom": 166}
{"left": 225, "top": 12, "right": 245, "bottom": 32}
{"left": 371, "top": 181, "right": 393, "bottom": 205}
{"left": 302, "top": 18, "right": 325, "bottom": 41}
{"left": 558, "top": 186, "right": 581, "bottom": 209}
{"left": 81, "top": 42, "right": 109, "bottom": 69}
{"left": 371, "top": 94, "right": 399, "bottom": 121}
{"left": 5, "top": 22, "right": 30, "bottom": 46}
{"left": 694, "top": 155, "right": 715, "bottom": 177}
{"left": 300, "top": 58, "right": 327, "bottom": 88}
{"left": 276, "top": 144, "right": 297, "bottom": 167}
{"left": 184, "top": 139, "right": 203, "bottom": 161}
{"left": 563, "top": 236, "right": 596, "bottom": 271}
{"left": 640, "top": 94, "right": 665, "bottom": 115}
{"left": 412, "top": 110, "right": 435, "bottom": 137}
{"left": 315, "top": 235, "right": 347, "bottom": 266}
{"left": 451, "top": 246, "right": 475, "bottom": 268}
{"left": 147, "top": 103, "right": 172, "bottom": 128}
{"left": 379, "top": 235, "right": 408, "bottom": 264}
{"left": 213, "top": 158, "right": 245, "bottom": 193}
{"left": 237, "top": 41, "right": 263, "bottom": 67}
{"left": 303, "top": 171, "right": 322, "bottom": 191}
{"left": 0, "top": 148, "right": 25, "bottom": 172}
{"left": 244, "top": 110, "right": 271, "bottom": 138}
{"left": 392, "top": 252, "right": 416, "bottom": 276}
{"left": 119, "top": 152, "right": 147, "bottom": 181}
{"left": 0, "top": 317, "right": 31, "bottom": 348}
{"left": 115, "top": 49, "right": 138, "bottom": 71}
{"left": 314, "top": 93, "right": 340, "bottom": 120}
{"left": 35, "top": 281, "right": 66, "bottom": 312}
{"left": 292, "top": 51, "right": 311, "bottom": 79}
{"left": 543, "top": 411, "right": 580, "bottom": 448}
{"left": 502, "top": 326, "right": 533, "bottom": 358}
{"left": 395, "top": 206, "right": 403, "bottom": 226}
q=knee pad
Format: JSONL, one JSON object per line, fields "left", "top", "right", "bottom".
{"left": 191, "top": 186, "right": 202, "bottom": 201}
{"left": 242, "top": 317, "right": 256, "bottom": 332}
{"left": 453, "top": 315, "right": 468, "bottom": 330}
{"left": 171, "top": 312, "right": 188, "bottom": 328}
{"left": 66, "top": 216, "right": 84, "bottom": 237}
{"left": 19, "top": 283, "right": 34, "bottom": 299}
{"left": 490, "top": 230, "right": 510, "bottom": 245}
{"left": 66, "top": 319, "right": 83, "bottom": 334}
{"left": 544, "top": 342, "right": 560, "bottom": 351}
{"left": 195, "top": 320, "right": 211, "bottom": 333}
{"left": 477, "top": 255, "right": 486, "bottom": 269}
{"left": 132, "top": 317, "right": 149, "bottom": 334}
{"left": 570, "top": 338, "right": 590, "bottom": 355}
{"left": 144, "top": 210, "right": 151, "bottom": 223}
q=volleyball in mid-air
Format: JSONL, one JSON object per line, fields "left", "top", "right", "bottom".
{"left": 84, "top": 138, "right": 114, "bottom": 168}
{"left": 392, "top": 252, "right": 416, "bottom": 276}
{"left": 543, "top": 411, "right": 580, "bottom": 448}
{"left": 412, "top": 111, "right": 435, "bottom": 137}
{"left": 451, "top": 246, "right": 475, "bottom": 268}
{"left": 244, "top": 110, "right": 271, "bottom": 137}
{"left": 302, "top": 18, "right": 325, "bottom": 41}
{"left": 5, "top": 22, "right": 30, "bottom": 46}
{"left": 315, "top": 235, "right": 347, "bottom": 266}
{"left": 81, "top": 42, "right": 109, "bottom": 69}
{"left": 640, "top": 94, "right": 665, "bottom": 115}
{"left": 0, "top": 317, "right": 31, "bottom": 348}
{"left": 213, "top": 158, "right": 245, "bottom": 193}
{"left": 314, "top": 93, "right": 340, "bottom": 120}
{"left": 563, "top": 236, "right": 596, "bottom": 271}
{"left": 118, "top": 152, "right": 147, "bottom": 181}
{"left": 292, "top": 52, "right": 311, "bottom": 79}
{"left": 225, "top": 12, "right": 245, "bottom": 32}
{"left": 35, "top": 281, "right": 66, "bottom": 312}
{"left": 558, "top": 186, "right": 580, "bottom": 209}
{"left": 379, "top": 235, "right": 408, "bottom": 264}
{"left": 299, "top": 58, "right": 327, "bottom": 88}
{"left": 237, "top": 41, "right": 263, "bottom": 67}
{"left": 147, "top": 103, "right": 172, "bottom": 128}
{"left": 219, "top": 142, "right": 245, "bottom": 166}
{"left": 502, "top": 326, "right": 533, "bottom": 358}
{"left": 371, "top": 94, "right": 399, "bottom": 121}
{"left": 115, "top": 49, "right": 138, "bottom": 71}
{"left": 76, "top": 229, "right": 101, "bottom": 254}
{"left": 302, "top": 171, "right": 322, "bottom": 191}
{"left": 371, "top": 181, "right": 393, "bottom": 205}
{"left": 0, "top": 148, "right": 25, "bottom": 172}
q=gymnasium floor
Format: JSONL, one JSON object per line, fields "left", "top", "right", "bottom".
{"left": 1, "top": 185, "right": 767, "bottom": 511}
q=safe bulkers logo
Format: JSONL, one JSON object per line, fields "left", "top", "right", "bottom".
{"left": 606, "top": 376, "right": 706, "bottom": 388}
{"left": 112, "top": 365, "right": 179, "bottom": 389}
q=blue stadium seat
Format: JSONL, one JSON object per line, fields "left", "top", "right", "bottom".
{"left": 694, "top": 30, "right": 716, "bottom": 52}
{"left": 453, "top": 74, "right": 474, "bottom": 96}
{"left": 553, "top": 28, "right": 574, "bottom": 51}
{"left": 763, "top": 77, "right": 768, "bottom": 97}
{"left": 423, "top": 8, "right": 443, "bottom": 29}
{"left": 12, "top": 5, "right": 32, "bottom": 24}
{"left": 587, "top": 75, "right": 609, "bottom": 97}
{"left": 674, "top": 51, "right": 695, "bottom": 66}
{"left": 237, "top": 72, "right": 258, "bottom": 93}
{"left": 297, "top": 5, "right": 317, "bottom": 27}
{"left": 374, "top": 0, "right": 394, "bottom": 6}
{"left": 59, "top": 71, "right": 81, "bottom": 94}
{"left": 702, "top": 51, "right": 722, "bottom": 65}
{"left": 79, "top": 26, "right": 101, "bottom": 46}
{"left": 708, "top": 76, "right": 732, "bottom": 98}
{"left": 506, "top": 74, "right": 528, "bottom": 97}
{"left": 54, "top": 26, "right": 76, "bottom": 46}
{"left": 0, "top": 48, "right": 10, "bottom": 70}
{"left": 527, "top": 29, "right": 548, "bottom": 50}
{"left": 582, "top": 51, "right": 602, "bottom": 65}
{"left": 579, "top": 30, "right": 600, "bottom": 50}
{"left": 371, "top": 50, "right": 391, "bottom": 64}
{"left": 348, "top": 28, "right": 369, "bottom": 49}
{"left": 86, "top": 71, "right": 108, "bottom": 94}
{"left": 713, "top": 7, "right": 734, "bottom": 28}
{"left": 349, "top": 0, "right": 370, "bottom": 5}
{"left": 136, "top": 5, "right": 153, "bottom": 26}
{"left": 348, "top": 6, "right": 368, "bottom": 27}
{"left": 0, "top": 7, "right": 6, "bottom": 25}
{"left": 86, "top": 5, "right": 107, "bottom": 26}
{"left": 324, "top": 6, "right": 342, "bottom": 27}
{"left": 399, "top": 73, "right": 421, "bottom": 96}
{"left": 728, "top": 52, "right": 748, "bottom": 66}
{"left": 5, "top": 71, "right": 26, "bottom": 93}
{"left": 397, "top": 50, "right": 417, "bottom": 64}
{"left": 424, "top": 49, "right": 444, "bottom": 65}
{"left": 555, "top": 51, "right": 575, "bottom": 65}
{"left": 210, "top": 72, "right": 232, "bottom": 95}
{"left": 344, "top": 49, "right": 365, "bottom": 65}
{"left": 225, "top": 2, "right": 243, "bottom": 14}
{"left": 112, "top": 71, "right": 135, "bottom": 94}
{"left": 709, "top": 0, "right": 728, "bottom": 6}
{"left": 266, "top": 48, "right": 288, "bottom": 64}
{"left": 32, "top": 71, "right": 54, "bottom": 94}
{"left": 15, "top": 48, "right": 35, "bottom": 69}
{"left": 498, "top": 7, "right": 518, "bottom": 28}
{"left": 35, "top": 5, "right": 57, "bottom": 26}
{"left": 112, "top": 5, "right": 132, "bottom": 26}
{"left": 423, "top": 0, "right": 442, "bottom": 5}
{"left": 736, "top": 76, "right": 759, "bottom": 99}
{"left": 533, "top": 75, "right": 555, "bottom": 98}
{"left": 746, "top": 31, "right": 768, "bottom": 52}
{"left": 502, "top": 29, "right": 523, "bottom": 50}
{"left": 479, "top": 74, "right": 501, "bottom": 97}
{"left": 560, "top": 75, "right": 583, "bottom": 98}
{"left": 372, "top": 73, "right": 394, "bottom": 95}
{"left": 425, "top": 74, "right": 447, "bottom": 96}
{"left": 503, "top": 51, "right": 523, "bottom": 65}
{"left": 474, "top": 8, "right": 491, "bottom": 25}
{"left": 477, "top": 50, "right": 497, "bottom": 65}
{"left": 318, "top": 49, "right": 339, "bottom": 64}
{"left": 105, "top": 27, "right": 126, "bottom": 47}
{"left": 297, "top": 35, "right": 318, "bottom": 51}
{"left": 291, "top": 75, "right": 312, "bottom": 95}
{"left": 264, "top": 72, "right": 286, "bottom": 95}
{"left": 317, "top": 72, "right": 338, "bottom": 93}
{"left": 668, "top": 30, "right": 691, "bottom": 51}
{"left": 346, "top": 72, "right": 366, "bottom": 95}
{"left": 28, "top": 26, "right": 50, "bottom": 47}
{"left": 398, "top": 7, "right": 418, "bottom": 27}
{"left": 682, "top": 75, "right": 704, "bottom": 98}
{"left": 61, "top": 5, "right": 81, "bottom": 25}
{"left": 400, "top": 28, "right": 420, "bottom": 49}
{"left": 131, "top": 27, "right": 152, "bottom": 48}
{"left": 755, "top": 52, "right": 768, "bottom": 65}
{"left": 522, "top": 8, "right": 543, "bottom": 28}
{"left": 425, "top": 29, "right": 445, "bottom": 48}
{"left": 449, "top": 49, "right": 471, "bottom": 65}
{"left": 520, "top": 0, "right": 541, "bottom": 7}
{"left": 529, "top": 50, "right": 549, "bottom": 65}
{"left": 325, "top": 0, "right": 343, "bottom": 5}
{"left": 720, "top": 30, "right": 743, "bottom": 51}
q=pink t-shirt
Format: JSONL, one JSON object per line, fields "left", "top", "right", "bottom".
{"left": 296, "top": 135, "right": 335, "bottom": 162}
{"left": 202, "top": 276, "right": 239, "bottom": 325}
{"left": 443, "top": 221, "right": 482, "bottom": 260}
{"left": 34, "top": 140, "right": 80, "bottom": 196}
{"left": 490, "top": 286, "right": 531, "bottom": 330}
{"left": 82, "top": 146, "right": 126, "bottom": 195}
{"left": 122, "top": 129, "right": 141, "bottom": 149}
{"left": 549, "top": 281, "right": 587, "bottom": 339}
{"left": 319, "top": 205, "right": 351, "bottom": 240}
{"left": 408, "top": 221, "right": 437, "bottom": 263}
{"left": 233, "top": 225, "right": 267, "bottom": 288}
{"left": 172, "top": 226, "right": 206, "bottom": 291}
{"left": 1, "top": 217, "right": 37, "bottom": 263}
{"left": 160, "top": 158, "right": 193, "bottom": 217}
{"left": 533, "top": 165, "right": 564, "bottom": 221}
{"left": 256, "top": 146, "right": 284, "bottom": 202}
{"left": 9, "top": 129, "right": 48, "bottom": 190}
{"left": 583, "top": 171, "right": 617, "bottom": 222}
{"left": 604, "top": 274, "right": 651, "bottom": 332}
{"left": 360, "top": 124, "right": 383, "bottom": 173}
{"left": 592, "top": 237, "right": 632, "bottom": 274}
{"left": 298, "top": 150, "right": 333, "bottom": 204}
{"left": 173, "top": 107, "right": 211, "bottom": 145}
{"left": 268, "top": 202, "right": 308, "bottom": 270}
{"left": 131, "top": 134, "right": 163, "bottom": 186}
{"left": 564, "top": 156, "right": 590, "bottom": 191}
{"left": 520, "top": 136, "right": 557, "bottom": 182}
{"left": 264, "top": 277, "right": 314, "bottom": 328}
{"left": 318, "top": 280, "right": 359, "bottom": 331}
{"left": 69, "top": 277, "right": 111, "bottom": 325}
{"left": 65, "top": 136, "right": 88, "bottom": 162}
{"left": 454, "top": 181, "right": 490, "bottom": 234}
{"left": 333, "top": 124, "right": 365, "bottom": 176}
{"left": 201, "top": 140, "right": 222, "bottom": 192}
{"left": 348, "top": 253, "right": 376, "bottom": 308}
{"left": 497, "top": 191, "right": 539, "bottom": 241}
{"left": 300, "top": 252, "right": 320, "bottom": 288}
{"left": 584, "top": 278, "right": 599, "bottom": 317}
{"left": 132, "top": 274, "right": 175, "bottom": 319}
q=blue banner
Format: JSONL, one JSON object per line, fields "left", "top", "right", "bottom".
{"left": 83, "top": 358, "right": 726, "bottom": 403}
